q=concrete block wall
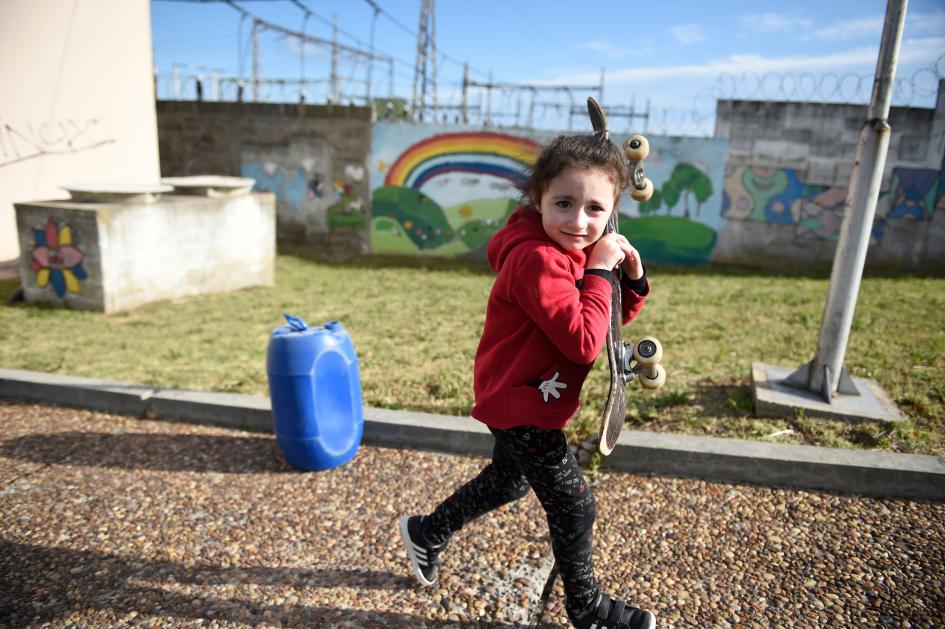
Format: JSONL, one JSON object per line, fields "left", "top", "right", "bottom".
{"left": 156, "top": 101, "right": 372, "bottom": 259}
{"left": 713, "top": 80, "right": 945, "bottom": 274}
{"left": 15, "top": 193, "right": 275, "bottom": 312}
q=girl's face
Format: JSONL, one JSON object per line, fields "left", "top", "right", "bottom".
{"left": 537, "top": 166, "right": 618, "bottom": 251}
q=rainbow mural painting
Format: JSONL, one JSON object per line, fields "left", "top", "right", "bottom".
{"left": 372, "top": 126, "right": 545, "bottom": 255}
{"left": 383, "top": 131, "right": 542, "bottom": 190}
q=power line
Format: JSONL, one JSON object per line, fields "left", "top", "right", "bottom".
{"left": 357, "top": 0, "right": 489, "bottom": 79}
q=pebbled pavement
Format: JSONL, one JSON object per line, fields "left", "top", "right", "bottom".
{"left": 1, "top": 399, "right": 943, "bottom": 628}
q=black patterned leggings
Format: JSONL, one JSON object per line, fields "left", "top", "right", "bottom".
{"left": 421, "top": 424, "right": 599, "bottom": 611}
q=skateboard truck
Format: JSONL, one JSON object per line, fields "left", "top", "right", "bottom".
{"left": 622, "top": 136, "right": 654, "bottom": 201}
{"left": 620, "top": 336, "right": 666, "bottom": 389}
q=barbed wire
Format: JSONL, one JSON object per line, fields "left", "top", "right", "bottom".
{"left": 694, "top": 55, "right": 945, "bottom": 106}
{"left": 157, "top": 54, "right": 945, "bottom": 139}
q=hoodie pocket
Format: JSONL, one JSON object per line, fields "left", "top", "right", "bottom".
{"left": 508, "top": 364, "right": 581, "bottom": 417}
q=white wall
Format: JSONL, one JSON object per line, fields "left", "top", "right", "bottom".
{"left": 0, "top": 0, "right": 160, "bottom": 261}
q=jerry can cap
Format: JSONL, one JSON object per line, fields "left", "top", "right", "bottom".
{"left": 284, "top": 313, "right": 309, "bottom": 332}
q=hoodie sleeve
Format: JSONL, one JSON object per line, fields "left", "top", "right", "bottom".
{"left": 510, "top": 247, "right": 612, "bottom": 365}
{"left": 620, "top": 268, "right": 649, "bottom": 324}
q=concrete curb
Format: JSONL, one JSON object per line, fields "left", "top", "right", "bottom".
{"left": 2, "top": 368, "right": 943, "bottom": 501}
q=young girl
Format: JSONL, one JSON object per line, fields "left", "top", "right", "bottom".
{"left": 399, "top": 131, "right": 656, "bottom": 629}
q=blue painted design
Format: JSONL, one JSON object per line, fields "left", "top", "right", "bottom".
{"left": 50, "top": 269, "right": 66, "bottom": 298}
{"left": 33, "top": 229, "right": 46, "bottom": 247}
{"left": 72, "top": 265, "right": 87, "bottom": 280}
{"left": 765, "top": 169, "right": 806, "bottom": 224}
{"left": 241, "top": 164, "right": 308, "bottom": 215}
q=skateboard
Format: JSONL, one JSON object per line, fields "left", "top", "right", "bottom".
{"left": 587, "top": 97, "right": 665, "bottom": 457}
{"left": 529, "top": 99, "right": 665, "bottom": 629}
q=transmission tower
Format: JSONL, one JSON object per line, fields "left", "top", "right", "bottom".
{"left": 412, "top": 0, "right": 437, "bottom": 122}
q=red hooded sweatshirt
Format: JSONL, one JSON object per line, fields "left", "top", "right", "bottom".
{"left": 471, "top": 205, "right": 648, "bottom": 430}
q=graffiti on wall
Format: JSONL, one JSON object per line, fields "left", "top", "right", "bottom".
{"left": 0, "top": 116, "right": 115, "bottom": 169}
{"left": 372, "top": 127, "right": 543, "bottom": 255}
{"left": 371, "top": 124, "right": 729, "bottom": 264}
{"left": 242, "top": 137, "right": 367, "bottom": 234}
{"left": 29, "top": 218, "right": 87, "bottom": 299}
{"left": 722, "top": 153, "right": 945, "bottom": 246}
{"left": 625, "top": 137, "right": 728, "bottom": 264}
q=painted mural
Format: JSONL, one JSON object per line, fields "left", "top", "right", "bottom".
{"left": 722, "top": 149, "right": 945, "bottom": 246}
{"left": 242, "top": 137, "right": 367, "bottom": 234}
{"left": 371, "top": 127, "right": 544, "bottom": 256}
{"left": 371, "top": 124, "right": 728, "bottom": 264}
{"left": 29, "top": 218, "right": 86, "bottom": 300}
{"left": 619, "top": 136, "right": 728, "bottom": 264}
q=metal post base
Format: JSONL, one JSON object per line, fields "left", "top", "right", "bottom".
{"left": 783, "top": 360, "right": 860, "bottom": 403}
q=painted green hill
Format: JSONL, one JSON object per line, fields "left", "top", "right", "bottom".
{"left": 619, "top": 216, "right": 716, "bottom": 265}
{"left": 445, "top": 198, "right": 516, "bottom": 251}
{"left": 442, "top": 198, "right": 516, "bottom": 229}
{"left": 372, "top": 186, "right": 454, "bottom": 250}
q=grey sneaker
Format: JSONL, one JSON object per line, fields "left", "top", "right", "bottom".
{"left": 567, "top": 592, "right": 656, "bottom": 629}
{"left": 399, "top": 515, "right": 447, "bottom": 587}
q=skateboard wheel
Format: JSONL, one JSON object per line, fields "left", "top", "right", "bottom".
{"left": 624, "top": 135, "right": 649, "bottom": 161}
{"left": 630, "top": 177, "right": 654, "bottom": 202}
{"left": 639, "top": 363, "right": 666, "bottom": 390}
{"left": 633, "top": 336, "right": 662, "bottom": 365}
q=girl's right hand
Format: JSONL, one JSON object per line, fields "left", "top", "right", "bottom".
{"left": 587, "top": 233, "right": 625, "bottom": 271}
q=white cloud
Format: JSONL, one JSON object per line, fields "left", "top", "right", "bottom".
{"left": 907, "top": 11, "right": 945, "bottom": 35}
{"left": 807, "top": 10, "right": 945, "bottom": 43}
{"left": 576, "top": 39, "right": 654, "bottom": 59}
{"left": 537, "top": 37, "right": 945, "bottom": 86}
{"left": 811, "top": 16, "right": 884, "bottom": 41}
{"left": 669, "top": 24, "right": 706, "bottom": 45}
{"left": 740, "top": 12, "right": 813, "bottom": 33}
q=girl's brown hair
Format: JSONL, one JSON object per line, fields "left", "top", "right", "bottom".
{"left": 518, "top": 133, "right": 628, "bottom": 206}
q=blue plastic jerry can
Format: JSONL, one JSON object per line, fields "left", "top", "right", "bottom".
{"left": 266, "top": 313, "right": 364, "bottom": 471}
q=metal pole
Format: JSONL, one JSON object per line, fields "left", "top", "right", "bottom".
{"left": 487, "top": 72, "right": 493, "bottom": 126}
{"left": 788, "top": 0, "right": 908, "bottom": 401}
{"left": 252, "top": 20, "right": 260, "bottom": 102}
{"left": 172, "top": 63, "right": 182, "bottom": 99}
{"left": 462, "top": 63, "right": 469, "bottom": 124}
{"left": 330, "top": 15, "right": 339, "bottom": 103}
{"left": 299, "top": 10, "right": 308, "bottom": 103}
{"left": 367, "top": 5, "right": 380, "bottom": 103}
{"left": 431, "top": 3, "right": 438, "bottom": 123}
{"left": 528, "top": 87, "right": 536, "bottom": 129}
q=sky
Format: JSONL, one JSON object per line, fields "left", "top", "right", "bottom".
{"left": 151, "top": 0, "right": 945, "bottom": 135}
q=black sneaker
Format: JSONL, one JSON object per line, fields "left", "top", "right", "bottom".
{"left": 399, "top": 515, "right": 447, "bottom": 587}
{"left": 567, "top": 592, "right": 656, "bottom": 629}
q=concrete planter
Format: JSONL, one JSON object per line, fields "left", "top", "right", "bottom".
{"left": 14, "top": 190, "right": 276, "bottom": 312}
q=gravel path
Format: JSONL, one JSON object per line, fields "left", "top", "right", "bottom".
{"left": 1, "top": 399, "right": 943, "bottom": 628}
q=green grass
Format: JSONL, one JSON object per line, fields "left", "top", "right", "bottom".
{"left": 1, "top": 254, "right": 943, "bottom": 455}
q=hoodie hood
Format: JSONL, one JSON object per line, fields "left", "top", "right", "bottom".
{"left": 487, "top": 205, "right": 588, "bottom": 272}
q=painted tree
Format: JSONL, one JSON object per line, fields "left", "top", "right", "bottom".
{"left": 637, "top": 189, "right": 663, "bottom": 215}
{"left": 661, "top": 163, "right": 713, "bottom": 218}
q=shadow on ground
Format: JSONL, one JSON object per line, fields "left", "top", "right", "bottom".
{"left": 1, "top": 432, "right": 292, "bottom": 474}
{"left": 0, "top": 539, "right": 515, "bottom": 627}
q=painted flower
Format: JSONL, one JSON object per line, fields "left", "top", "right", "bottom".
{"left": 30, "top": 218, "right": 87, "bottom": 298}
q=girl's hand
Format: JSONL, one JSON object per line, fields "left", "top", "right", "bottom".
{"left": 617, "top": 235, "right": 644, "bottom": 280}
{"left": 587, "top": 233, "right": 625, "bottom": 271}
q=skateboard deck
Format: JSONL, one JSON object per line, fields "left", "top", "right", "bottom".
{"left": 587, "top": 96, "right": 661, "bottom": 456}
{"left": 598, "top": 210, "right": 627, "bottom": 456}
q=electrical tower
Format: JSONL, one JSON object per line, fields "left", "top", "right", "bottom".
{"left": 412, "top": 0, "right": 437, "bottom": 122}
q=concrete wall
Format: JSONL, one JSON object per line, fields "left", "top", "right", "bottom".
{"left": 370, "top": 123, "right": 727, "bottom": 264}
{"left": 156, "top": 101, "right": 372, "bottom": 258}
{"left": 713, "top": 80, "right": 945, "bottom": 274}
{"left": 153, "top": 85, "right": 945, "bottom": 274}
{"left": 15, "top": 193, "right": 275, "bottom": 312}
{"left": 0, "top": 0, "right": 161, "bottom": 262}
